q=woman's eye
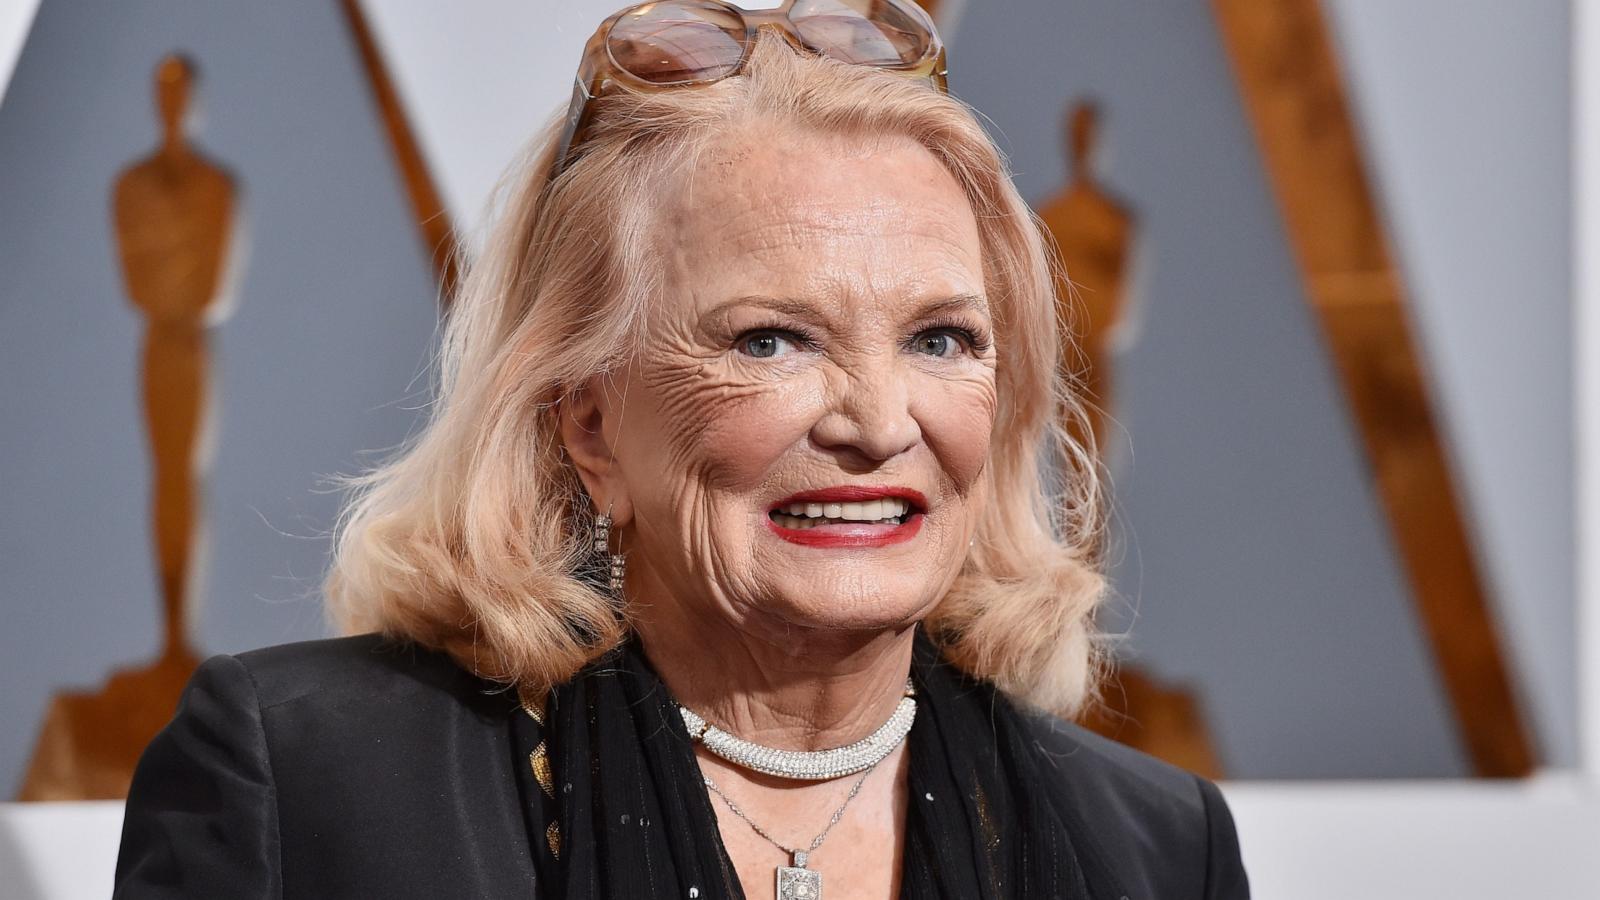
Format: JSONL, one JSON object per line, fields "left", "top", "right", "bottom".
{"left": 740, "top": 332, "right": 799, "bottom": 359}
{"left": 912, "top": 330, "right": 963, "bottom": 358}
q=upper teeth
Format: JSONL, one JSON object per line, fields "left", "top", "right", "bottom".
{"left": 777, "top": 499, "right": 911, "bottom": 521}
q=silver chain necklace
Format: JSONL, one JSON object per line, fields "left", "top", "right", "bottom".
{"left": 703, "top": 759, "right": 879, "bottom": 900}
{"left": 677, "top": 680, "right": 916, "bottom": 780}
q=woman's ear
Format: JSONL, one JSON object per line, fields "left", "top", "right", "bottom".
{"left": 559, "top": 376, "right": 634, "bottom": 527}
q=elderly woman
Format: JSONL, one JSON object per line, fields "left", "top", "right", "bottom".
{"left": 115, "top": 2, "right": 1248, "bottom": 898}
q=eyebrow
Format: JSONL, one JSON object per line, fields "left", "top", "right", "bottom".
{"left": 917, "top": 292, "right": 991, "bottom": 318}
{"left": 706, "top": 292, "right": 991, "bottom": 324}
{"left": 709, "top": 295, "right": 829, "bottom": 324}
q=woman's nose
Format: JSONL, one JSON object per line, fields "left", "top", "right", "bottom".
{"left": 810, "top": 365, "right": 922, "bottom": 465}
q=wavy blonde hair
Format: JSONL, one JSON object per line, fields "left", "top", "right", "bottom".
{"left": 325, "top": 34, "right": 1108, "bottom": 715}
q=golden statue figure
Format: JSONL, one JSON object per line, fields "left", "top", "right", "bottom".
{"left": 1037, "top": 101, "right": 1224, "bottom": 780}
{"left": 1037, "top": 101, "right": 1134, "bottom": 455}
{"left": 18, "top": 54, "right": 241, "bottom": 800}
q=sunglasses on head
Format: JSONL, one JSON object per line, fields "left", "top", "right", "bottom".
{"left": 551, "top": 0, "right": 949, "bottom": 179}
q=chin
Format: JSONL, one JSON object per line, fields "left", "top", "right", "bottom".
{"left": 758, "top": 576, "right": 943, "bottom": 636}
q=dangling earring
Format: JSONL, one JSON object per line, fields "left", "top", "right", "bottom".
{"left": 592, "top": 506, "right": 626, "bottom": 595}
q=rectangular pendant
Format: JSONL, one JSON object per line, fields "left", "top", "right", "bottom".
{"left": 776, "top": 865, "right": 822, "bottom": 900}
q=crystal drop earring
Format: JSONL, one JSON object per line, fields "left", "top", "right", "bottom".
{"left": 592, "top": 505, "right": 626, "bottom": 595}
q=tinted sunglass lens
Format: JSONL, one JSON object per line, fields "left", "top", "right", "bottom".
{"left": 790, "top": 0, "right": 932, "bottom": 67}
{"left": 607, "top": 2, "right": 749, "bottom": 83}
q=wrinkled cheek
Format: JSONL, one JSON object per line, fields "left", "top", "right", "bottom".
{"left": 667, "top": 379, "right": 822, "bottom": 493}
{"left": 627, "top": 361, "right": 822, "bottom": 537}
{"left": 925, "top": 379, "right": 997, "bottom": 496}
{"left": 640, "top": 374, "right": 821, "bottom": 596}
{"left": 948, "top": 423, "right": 994, "bottom": 491}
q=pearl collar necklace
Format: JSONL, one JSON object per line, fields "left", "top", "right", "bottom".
{"left": 677, "top": 680, "right": 916, "bottom": 780}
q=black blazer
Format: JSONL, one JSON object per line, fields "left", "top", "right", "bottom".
{"left": 113, "top": 634, "right": 1249, "bottom": 898}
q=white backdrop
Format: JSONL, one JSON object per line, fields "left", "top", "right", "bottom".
{"left": 0, "top": 0, "right": 39, "bottom": 108}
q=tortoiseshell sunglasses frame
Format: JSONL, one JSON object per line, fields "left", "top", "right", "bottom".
{"left": 549, "top": 0, "right": 949, "bottom": 179}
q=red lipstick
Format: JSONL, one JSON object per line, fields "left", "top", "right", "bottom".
{"left": 765, "top": 486, "right": 926, "bottom": 548}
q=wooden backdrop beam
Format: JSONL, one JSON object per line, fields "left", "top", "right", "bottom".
{"left": 1211, "top": 0, "right": 1534, "bottom": 776}
{"left": 338, "top": 0, "right": 459, "bottom": 303}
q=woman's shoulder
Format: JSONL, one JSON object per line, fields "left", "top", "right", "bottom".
{"left": 182, "top": 632, "right": 521, "bottom": 793}
{"left": 1012, "top": 707, "right": 1250, "bottom": 898}
{"left": 193, "top": 633, "right": 524, "bottom": 787}
{"left": 116, "top": 635, "right": 538, "bottom": 896}
{"left": 225, "top": 631, "right": 502, "bottom": 714}
{"left": 1015, "top": 705, "right": 1211, "bottom": 813}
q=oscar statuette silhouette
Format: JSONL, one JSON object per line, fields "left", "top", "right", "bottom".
{"left": 19, "top": 54, "right": 242, "bottom": 801}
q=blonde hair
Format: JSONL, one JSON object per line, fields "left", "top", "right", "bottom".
{"left": 324, "top": 34, "right": 1108, "bottom": 715}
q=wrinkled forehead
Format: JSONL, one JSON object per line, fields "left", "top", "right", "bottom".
{"left": 649, "top": 125, "right": 987, "bottom": 320}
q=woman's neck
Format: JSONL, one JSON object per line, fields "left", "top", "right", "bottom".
{"left": 631, "top": 598, "right": 917, "bottom": 752}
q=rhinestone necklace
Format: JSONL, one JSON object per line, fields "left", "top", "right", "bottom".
{"left": 677, "top": 680, "right": 916, "bottom": 780}
{"left": 703, "top": 757, "right": 880, "bottom": 900}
